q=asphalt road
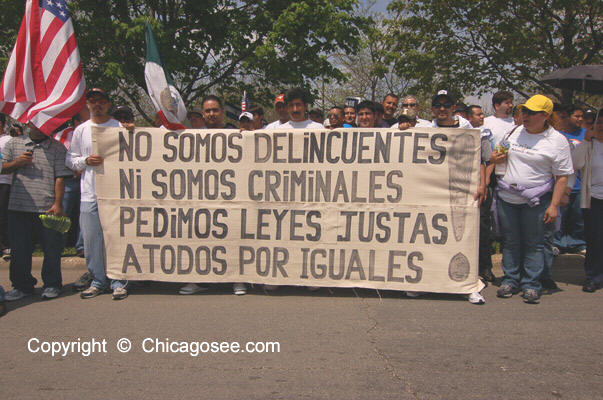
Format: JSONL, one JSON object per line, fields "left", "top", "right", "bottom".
{"left": 0, "top": 254, "right": 601, "bottom": 400}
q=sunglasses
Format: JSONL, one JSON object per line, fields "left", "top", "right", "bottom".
{"left": 521, "top": 108, "right": 544, "bottom": 116}
{"left": 402, "top": 103, "right": 417, "bottom": 107}
{"left": 432, "top": 102, "right": 453, "bottom": 109}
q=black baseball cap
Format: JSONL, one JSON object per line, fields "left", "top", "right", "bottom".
{"left": 431, "top": 90, "right": 455, "bottom": 106}
{"left": 86, "top": 88, "right": 110, "bottom": 101}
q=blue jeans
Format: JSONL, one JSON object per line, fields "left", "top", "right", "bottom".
{"left": 479, "top": 187, "right": 493, "bottom": 273}
{"left": 80, "top": 201, "right": 126, "bottom": 290}
{"left": 8, "top": 211, "right": 64, "bottom": 291}
{"left": 62, "top": 177, "right": 83, "bottom": 251}
{"left": 497, "top": 193, "right": 552, "bottom": 293}
{"left": 553, "top": 192, "right": 585, "bottom": 252}
{"left": 542, "top": 228, "right": 554, "bottom": 280}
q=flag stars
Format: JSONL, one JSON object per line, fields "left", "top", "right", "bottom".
{"left": 56, "top": 2, "right": 63, "bottom": 9}
{"left": 59, "top": 11, "right": 66, "bottom": 17}
{"left": 46, "top": 0, "right": 54, "bottom": 6}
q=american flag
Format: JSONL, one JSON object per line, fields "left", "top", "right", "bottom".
{"left": 0, "top": 0, "right": 86, "bottom": 135}
{"left": 53, "top": 126, "right": 74, "bottom": 149}
{"left": 241, "top": 90, "right": 248, "bottom": 112}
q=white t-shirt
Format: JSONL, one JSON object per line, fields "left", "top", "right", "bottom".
{"left": 484, "top": 115, "right": 515, "bottom": 143}
{"left": 591, "top": 140, "right": 603, "bottom": 200}
{"left": 415, "top": 118, "right": 432, "bottom": 127}
{"left": 498, "top": 125, "right": 574, "bottom": 204}
{"left": 265, "top": 120, "right": 289, "bottom": 130}
{"left": 0, "top": 134, "right": 13, "bottom": 185}
{"left": 66, "top": 118, "right": 122, "bottom": 202}
{"left": 428, "top": 115, "right": 473, "bottom": 129}
{"left": 280, "top": 119, "right": 324, "bottom": 129}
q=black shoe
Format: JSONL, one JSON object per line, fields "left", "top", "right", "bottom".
{"left": 497, "top": 284, "right": 519, "bottom": 298}
{"left": 73, "top": 272, "right": 93, "bottom": 292}
{"left": 582, "top": 280, "right": 599, "bottom": 293}
{"left": 76, "top": 249, "right": 85, "bottom": 258}
{"left": 479, "top": 269, "right": 496, "bottom": 282}
{"left": 541, "top": 278, "right": 559, "bottom": 291}
{"left": 522, "top": 289, "right": 540, "bottom": 304}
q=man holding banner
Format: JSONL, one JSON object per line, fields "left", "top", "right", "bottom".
{"left": 66, "top": 88, "right": 128, "bottom": 301}
{"left": 92, "top": 103, "right": 485, "bottom": 301}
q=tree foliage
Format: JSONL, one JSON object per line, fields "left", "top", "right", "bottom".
{"left": 386, "top": 0, "right": 602, "bottom": 102}
{"left": 0, "top": 1, "right": 367, "bottom": 122}
{"left": 311, "top": 7, "right": 412, "bottom": 111}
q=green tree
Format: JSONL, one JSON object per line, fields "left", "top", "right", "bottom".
{"left": 311, "top": 5, "right": 412, "bottom": 112}
{"left": 387, "top": 0, "right": 602, "bottom": 103}
{"left": 0, "top": 1, "right": 367, "bottom": 123}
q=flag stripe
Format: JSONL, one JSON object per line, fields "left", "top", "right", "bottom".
{"left": 38, "top": 95, "right": 86, "bottom": 134}
{"left": 14, "top": 4, "right": 32, "bottom": 101}
{"left": 0, "top": 0, "right": 86, "bottom": 136}
{"left": 158, "top": 111, "right": 186, "bottom": 131}
{"left": 40, "top": 7, "right": 55, "bottom": 37}
{"left": 39, "top": 14, "right": 64, "bottom": 64}
{"left": 43, "top": 33, "right": 77, "bottom": 93}
{"left": 29, "top": 2, "right": 46, "bottom": 102}
{"left": 27, "top": 59, "right": 84, "bottom": 122}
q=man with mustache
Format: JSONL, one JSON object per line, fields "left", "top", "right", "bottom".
{"left": 281, "top": 88, "right": 324, "bottom": 129}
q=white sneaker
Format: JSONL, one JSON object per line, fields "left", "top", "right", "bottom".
{"left": 178, "top": 283, "right": 208, "bottom": 295}
{"left": 233, "top": 283, "right": 247, "bottom": 295}
{"left": 467, "top": 292, "right": 485, "bottom": 304}
{"left": 5, "top": 288, "right": 32, "bottom": 301}
{"left": 112, "top": 287, "right": 128, "bottom": 300}
{"left": 405, "top": 291, "right": 424, "bottom": 298}
{"left": 41, "top": 287, "right": 60, "bottom": 300}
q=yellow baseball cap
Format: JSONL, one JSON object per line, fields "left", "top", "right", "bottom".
{"left": 519, "top": 94, "right": 553, "bottom": 114}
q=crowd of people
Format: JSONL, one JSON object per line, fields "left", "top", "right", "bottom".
{"left": 0, "top": 86, "right": 601, "bottom": 315}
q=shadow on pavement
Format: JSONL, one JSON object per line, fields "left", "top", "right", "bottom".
{"left": 552, "top": 254, "right": 586, "bottom": 286}
{"left": 2, "top": 283, "right": 79, "bottom": 315}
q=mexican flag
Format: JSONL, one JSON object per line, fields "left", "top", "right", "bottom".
{"left": 144, "top": 23, "right": 187, "bottom": 130}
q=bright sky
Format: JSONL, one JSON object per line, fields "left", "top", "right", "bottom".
{"left": 361, "top": 0, "right": 390, "bottom": 14}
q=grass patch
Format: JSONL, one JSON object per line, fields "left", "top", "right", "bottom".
{"left": 32, "top": 246, "right": 77, "bottom": 257}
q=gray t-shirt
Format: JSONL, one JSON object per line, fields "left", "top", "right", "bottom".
{"left": 2, "top": 135, "right": 72, "bottom": 213}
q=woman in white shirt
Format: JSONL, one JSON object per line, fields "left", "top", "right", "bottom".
{"left": 490, "top": 95, "right": 573, "bottom": 303}
{"left": 571, "top": 111, "right": 603, "bottom": 292}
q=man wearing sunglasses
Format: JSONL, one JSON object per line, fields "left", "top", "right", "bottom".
{"left": 400, "top": 95, "right": 431, "bottom": 127}
{"left": 326, "top": 106, "right": 349, "bottom": 129}
{"left": 66, "top": 88, "right": 128, "bottom": 301}
{"left": 429, "top": 90, "right": 472, "bottom": 128}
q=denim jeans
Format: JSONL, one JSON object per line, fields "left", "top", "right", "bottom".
{"left": 8, "top": 210, "right": 64, "bottom": 291}
{"left": 479, "top": 187, "right": 493, "bottom": 273}
{"left": 80, "top": 201, "right": 126, "bottom": 290}
{"left": 542, "top": 228, "right": 554, "bottom": 280}
{"left": 553, "top": 192, "right": 585, "bottom": 252}
{"left": 497, "top": 193, "right": 552, "bottom": 293}
{"left": 583, "top": 197, "right": 603, "bottom": 284}
{"left": 62, "top": 177, "right": 83, "bottom": 251}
